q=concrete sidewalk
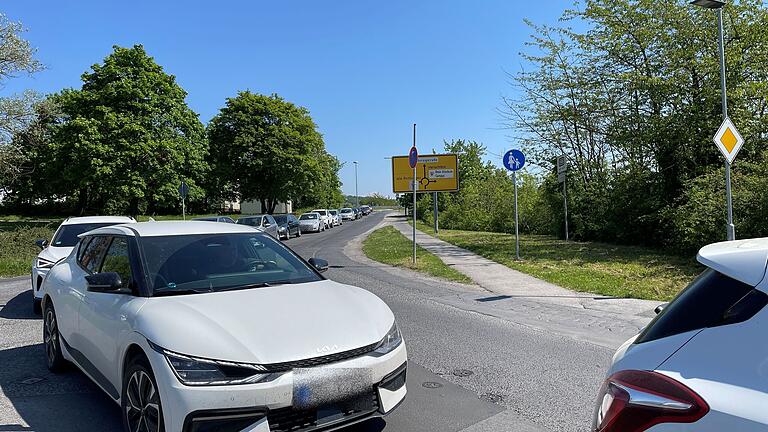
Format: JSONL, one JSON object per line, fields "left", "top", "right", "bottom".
{"left": 388, "top": 215, "right": 659, "bottom": 326}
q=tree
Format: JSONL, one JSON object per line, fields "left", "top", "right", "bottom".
{"left": 37, "top": 45, "right": 207, "bottom": 215}
{"left": 503, "top": 0, "right": 768, "bottom": 249}
{"left": 208, "top": 91, "right": 339, "bottom": 213}
{"left": 0, "top": 14, "right": 43, "bottom": 190}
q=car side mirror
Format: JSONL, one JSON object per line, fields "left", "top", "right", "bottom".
{"left": 654, "top": 303, "right": 668, "bottom": 315}
{"left": 308, "top": 257, "right": 329, "bottom": 273}
{"left": 35, "top": 239, "right": 48, "bottom": 250}
{"left": 85, "top": 272, "right": 123, "bottom": 292}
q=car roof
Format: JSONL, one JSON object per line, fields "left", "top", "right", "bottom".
{"left": 61, "top": 216, "right": 135, "bottom": 226}
{"left": 78, "top": 221, "right": 263, "bottom": 238}
{"left": 697, "top": 238, "right": 768, "bottom": 286}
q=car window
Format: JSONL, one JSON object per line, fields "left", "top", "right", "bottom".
{"left": 266, "top": 215, "right": 276, "bottom": 226}
{"left": 635, "top": 269, "right": 766, "bottom": 344}
{"left": 140, "top": 233, "right": 322, "bottom": 294}
{"left": 300, "top": 214, "right": 317, "bottom": 220}
{"left": 237, "top": 217, "right": 258, "bottom": 226}
{"left": 100, "top": 237, "right": 133, "bottom": 289}
{"left": 79, "top": 236, "right": 112, "bottom": 273}
{"left": 52, "top": 222, "right": 121, "bottom": 247}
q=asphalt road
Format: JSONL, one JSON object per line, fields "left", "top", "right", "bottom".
{"left": 0, "top": 212, "right": 626, "bottom": 432}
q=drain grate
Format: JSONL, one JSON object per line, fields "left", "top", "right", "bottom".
{"left": 452, "top": 369, "right": 474, "bottom": 377}
{"left": 480, "top": 393, "right": 503, "bottom": 403}
{"left": 422, "top": 381, "right": 443, "bottom": 389}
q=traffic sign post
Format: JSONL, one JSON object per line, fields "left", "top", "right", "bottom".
{"left": 178, "top": 181, "right": 189, "bottom": 220}
{"left": 557, "top": 155, "right": 568, "bottom": 241}
{"left": 503, "top": 150, "right": 525, "bottom": 260}
{"left": 713, "top": 117, "right": 743, "bottom": 241}
{"left": 410, "top": 124, "right": 417, "bottom": 265}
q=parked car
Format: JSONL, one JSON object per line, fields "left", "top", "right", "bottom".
{"left": 361, "top": 205, "right": 372, "bottom": 215}
{"left": 328, "top": 209, "right": 342, "bottom": 226}
{"left": 31, "top": 215, "right": 135, "bottom": 314}
{"left": 40, "top": 221, "right": 407, "bottom": 432}
{"left": 592, "top": 237, "right": 768, "bottom": 432}
{"left": 312, "top": 209, "right": 332, "bottom": 229}
{"left": 299, "top": 212, "right": 325, "bottom": 232}
{"left": 352, "top": 208, "right": 362, "bottom": 219}
{"left": 192, "top": 216, "right": 236, "bottom": 223}
{"left": 274, "top": 214, "right": 301, "bottom": 240}
{"left": 236, "top": 214, "right": 278, "bottom": 238}
{"left": 340, "top": 207, "right": 356, "bottom": 222}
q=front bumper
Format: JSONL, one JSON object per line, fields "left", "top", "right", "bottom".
{"left": 31, "top": 266, "right": 49, "bottom": 300}
{"left": 148, "top": 341, "right": 408, "bottom": 432}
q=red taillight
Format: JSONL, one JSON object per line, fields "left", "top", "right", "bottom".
{"left": 593, "top": 370, "right": 709, "bottom": 432}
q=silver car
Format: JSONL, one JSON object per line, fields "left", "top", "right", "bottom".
{"left": 236, "top": 214, "right": 279, "bottom": 238}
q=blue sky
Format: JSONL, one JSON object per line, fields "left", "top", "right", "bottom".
{"left": 3, "top": 0, "right": 573, "bottom": 197}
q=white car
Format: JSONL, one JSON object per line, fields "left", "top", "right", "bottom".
{"left": 328, "top": 209, "right": 342, "bottom": 227}
{"left": 41, "top": 221, "right": 407, "bottom": 432}
{"left": 339, "top": 208, "right": 355, "bottom": 222}
{"left": 592, "top": 238, "right": 768, "bottom": 432}
{"left": 311, "top": 209, "right": 332, "bottom": 229}
{"left": 298, "top": 212, "right": 325, "bottom": 233}
{"left": 31, "top": 215, "right": 135, "bottom": 313}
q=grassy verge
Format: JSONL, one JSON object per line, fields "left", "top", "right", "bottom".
{"left": 0, "top": 222, "right": 58, "bottom": 278}
{"left": 415, "top": 221, "right": 700, "bottom": 301}
{"left": 363, "top": 226, "right": 471, "bottom": 284}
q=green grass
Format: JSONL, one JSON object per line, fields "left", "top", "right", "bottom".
{"left": 0, "top": 222, "right": 58, "bottom": 277}
{"left": 414, "top": 221, "right": 701, "bottom": 301}
{"left": 363, "top": 226, "right": 471, "bottom": 284}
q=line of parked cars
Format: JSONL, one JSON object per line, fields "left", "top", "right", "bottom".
{"left": 29, "top": 203, "right": 405, "bottom": 432}
{"left": 189, "top": 206, "right": 373, "bottom": 239}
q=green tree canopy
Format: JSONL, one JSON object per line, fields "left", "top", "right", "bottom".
{"left": 208, "top": 91, "right": 341, "bottom": 213}
{"left": 33, "top": 45, "right": 207, "bottom": 214}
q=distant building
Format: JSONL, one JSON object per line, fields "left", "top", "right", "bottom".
{"left": 240, "top": 200, "right": 292, "bottom": 215}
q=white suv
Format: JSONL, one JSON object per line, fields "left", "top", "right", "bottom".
{"left": 41, "top": 221, "right": 407, "bottom": 432}
{"left": 31, "top": 215, "right": 135, "bottom": 313}
{"left": 311, "top": 209, "right": 332, "bottom": 229}
{"left": 592, "top": 238, "right": 768, "bottom": 432}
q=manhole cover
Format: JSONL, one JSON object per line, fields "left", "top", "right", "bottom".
{"left": 452, "top": 369, "right": 474, "bottom": 377}
{"left": 422, "top": 381, "right": 443, "bottom": 389}
{"left": 480, "top": 393, "right": 503, "bottom": 403}
{"left": 19, "top": 377, "right": 44, "bottom": 385}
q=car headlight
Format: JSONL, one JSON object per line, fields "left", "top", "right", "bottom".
{"left": 36, "top": 257, "right": 55, "bottom": 269}
{"left": 150, "top": 343, "right": 281, "bottom": 386}
{"left": 374, "top": 322, "right": 402, "bottom": 355}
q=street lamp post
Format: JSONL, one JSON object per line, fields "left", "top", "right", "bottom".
{"left": 691, "top": 0, "right": 734, "bottom": 240}
{"left": 353, "top": 161, "right": 359, "bottom": 209}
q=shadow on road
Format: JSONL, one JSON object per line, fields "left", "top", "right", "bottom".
{"left": 0, "top": 290, "right": 38, "bottom": 320}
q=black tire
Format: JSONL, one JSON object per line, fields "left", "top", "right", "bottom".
{"left": 296, "top": 229, "right": 301, "bottom": 238}
{"left": 43, "top": 301, "right": 67, "bottom": 372}
{"left": 32, "top": 297, "right": 42, "bottom": 315}
{"left": 122, "top": 356, "right": 165, "bottom": 432}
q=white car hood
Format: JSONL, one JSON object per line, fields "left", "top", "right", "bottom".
{"left": 136, "top": 280, "right": 394, "bottom": 364}
{"left": 38, "top": 246, "right": 74, "bottom": 263}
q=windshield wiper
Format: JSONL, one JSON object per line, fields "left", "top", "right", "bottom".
{"left": 217, "top": 280, "right": 302, "bottom": 292}
{"left": 153, "top": 288, "right": 213, "bottom": 297}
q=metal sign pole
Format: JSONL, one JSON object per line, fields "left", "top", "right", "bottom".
{"left": 563, "top": 176, "right": 568, "bottom": 241}
{"left": 717, "top": 8, "right": 734, "bottom": 241}
{"left": 433, "top": 192, "right": 438, "bottom": 234}
{"left": 182, "top": 197, "right": 186, "bottom": 221}
{"left": 513, "top": 170, "right": 520, "bottom": 260}
{"left": 412, "top": 124, "right": 417, "bottom": 265}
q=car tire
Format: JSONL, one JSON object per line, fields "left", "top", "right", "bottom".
{"left": 296, "top": 229, "right": 302, "bottom": 238}
{"left": 33, "top": 297, "right": 42, "bottom": 314}
{"left": 43, "top": 301, "right": 67, "bottom": 372}
{"left": 122, "top": 356, "right": 165, "bottom": 432}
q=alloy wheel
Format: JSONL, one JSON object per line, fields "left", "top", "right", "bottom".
{"left": 43, "top": 308, "right": 58, "bottom": 366}
{"left": 125, "top": 370, "right": 161, "bottom": 432}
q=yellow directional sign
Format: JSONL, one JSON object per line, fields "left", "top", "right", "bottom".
{"left": 713, "top": 118, "right": 744, "bottom": 164}
{"left": 392, "top": 153, "right": 458, "bottom": 193}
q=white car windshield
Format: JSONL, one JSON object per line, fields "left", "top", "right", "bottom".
{"left": 52, "top": 222, "right": 120, "bottom": 247}
{"left": 140, "top": 233, "right": 321, "bottom": 295}
{"left": 300, "top": 214, "right": 318, "bottom": 220}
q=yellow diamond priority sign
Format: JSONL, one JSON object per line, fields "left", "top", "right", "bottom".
{"left": 713, "top": 118, "right": 744, "bottom": 164}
